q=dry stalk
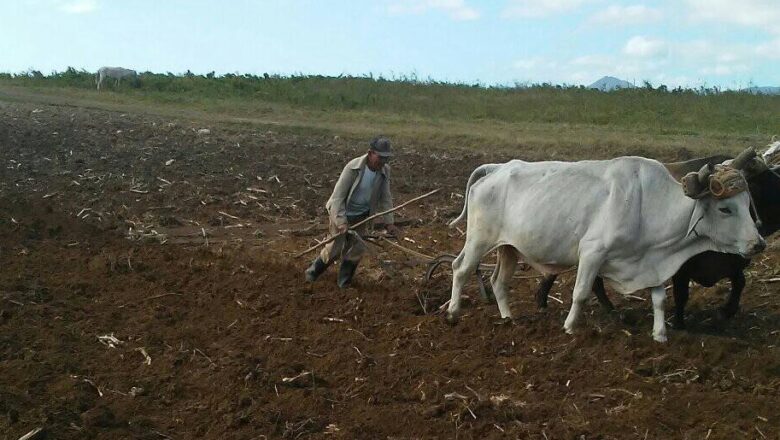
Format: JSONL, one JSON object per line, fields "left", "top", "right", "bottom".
{"left": 415, "top": 290, "right": 428, "bottom": 315}
{"left": 444, "top": 392, "right": 469, "bottom": 401}
{"left": 322, "top": 317, "right": 345, "bottom": 323}
{"left": 119, "top": 292, "right": 182, "bottom": 308}
{"left": 135, "top": 347, "right": 152, "bottom": 365}
{"left": 82, "top": 378, "right": 104, "bottom": 397}
{"left": 97, "top": 334, "right": 123, "bottom": 348}
{"left": 282, "top": 371, "right": 311, "bottom": 383}
{"left": 346, "top": 328, "right": 372, "bottom": 341}
{"left": 464, "top": 384, "right": 483, "bottom": 401}
{"left": 17, "top": 427, "right": 43, "bottom": 440}
{"left": 194, "top": 348, "right": 215, "bottom": 365}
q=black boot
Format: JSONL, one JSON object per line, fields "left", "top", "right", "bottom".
{"left": 305, "top": 257, "right": 329, "bottom": 282}
{"left": 337, "top": 261, "right": 359, "bottom": 288}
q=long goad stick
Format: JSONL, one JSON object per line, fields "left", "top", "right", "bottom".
{"left": 294, "top": 188, "right": 441, "bottom": 258}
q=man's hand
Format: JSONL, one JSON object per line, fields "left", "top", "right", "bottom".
{"left": 337, "top": 223, "right": 349, "bottom": 234}
{"left": 385, "top": 224, "right": 401, "bottom": 238}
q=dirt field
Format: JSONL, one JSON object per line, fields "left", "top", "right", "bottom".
{"left": 1, "top": 97, "right": 779, "bottom": 440}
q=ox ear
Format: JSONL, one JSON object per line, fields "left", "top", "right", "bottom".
{"left": 687, "top": 199, "right": 709, "bottom": 238}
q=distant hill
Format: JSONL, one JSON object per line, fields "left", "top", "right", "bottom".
{"left": 744, "top": 86, "right": 780, "bottom": 95}
{"left": 588, "top": 76, "right": 634, "bottom": 91}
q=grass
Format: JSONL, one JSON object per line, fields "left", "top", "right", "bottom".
{"left": 1, "top": 68, "right": 779, "bottom": 161}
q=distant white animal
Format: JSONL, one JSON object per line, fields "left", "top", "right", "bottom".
{"left": 447, "top": 156, "right": 764, "bottom": 342}
{"left": 96, "top": 67, "right": 137, "bottom": 91}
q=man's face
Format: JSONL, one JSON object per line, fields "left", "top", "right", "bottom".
{"left": 367, "top": 150, "right": 389, "bottom": 171}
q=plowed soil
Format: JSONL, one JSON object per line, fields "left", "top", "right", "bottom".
{"left": 1, "top": 99, "right": 778, "bottom": 440}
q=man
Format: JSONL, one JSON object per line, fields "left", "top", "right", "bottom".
{"left": 305, "top": 136, "right": 401, "bottom": 288}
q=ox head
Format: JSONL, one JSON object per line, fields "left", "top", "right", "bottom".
{"left": 683, "top": 148, "right": 766, "bottom": 257}
{"left": 747, "top": 139, "right": 780, "bottom": 236}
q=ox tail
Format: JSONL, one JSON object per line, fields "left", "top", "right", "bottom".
{"left": 448, "top": 163, "right": 501, "bottom": 227}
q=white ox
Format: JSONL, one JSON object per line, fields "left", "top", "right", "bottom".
{"left": 96, "top": 67, "right": 137, "bottom": 91}
{"left": 448, "top": 157, "right": 765, "bottom": 342}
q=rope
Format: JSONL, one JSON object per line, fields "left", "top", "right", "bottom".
{"left": 379, "top": 236, "right": 436, "bottom": 261}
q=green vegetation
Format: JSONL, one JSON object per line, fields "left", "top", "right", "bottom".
{"left": 3, "top": 67, "right": 779, "bottom": 134}
{"left": 1, "top": 67, "right": 778, "bottom": 161}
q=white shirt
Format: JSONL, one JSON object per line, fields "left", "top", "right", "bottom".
{"left": 346, "top": 168, "right": 377, "bottom": 216}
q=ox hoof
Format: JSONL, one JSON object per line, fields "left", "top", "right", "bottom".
{"left": 653, "top": 333, "right": 668, "bottom": 343}
{"left": 446, "top": 313, "right": 460, "bottom": 326}
{"left": 715, "top": 307, "right": 736, "bottom": 323}
{"left": 563, "top": 317, "right": 578, "bottom": 334}
{"left": 493, "top": 317, "right": 513, "bottom": 326}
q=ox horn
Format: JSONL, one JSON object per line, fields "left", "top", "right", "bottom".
{"left": 730, "top": 147, "right": 756, "bottom": 170}
{"left": 681, "top": 163, "right": 713, "bottom": 198}
{"left": 696, "top": 163, "right": 714, "bottom": 184}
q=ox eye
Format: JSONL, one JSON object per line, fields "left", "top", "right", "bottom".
{"left": 719, "top": 207, "right": 732, "bottom": 214}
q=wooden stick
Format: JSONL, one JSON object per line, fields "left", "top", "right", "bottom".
{"left": 294, "top": 188, "right": 440, "bottom": 258}
{"left": 18, "top": 427, "right": 43, "bottom": 440}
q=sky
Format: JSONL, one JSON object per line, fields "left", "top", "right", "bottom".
{"left": 1, "top": 0, "right": 778, "bottom": 89}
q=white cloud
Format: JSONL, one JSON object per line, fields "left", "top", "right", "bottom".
{"left": 756, "top": 38, "right": 780, "bottom": 59}
{"left": 674, "top": 40, "right": 719, "bottom": 61}
{"left": 511, "top": 53, "right": 656, "bottom": 86}
{"left": 59, "top": 0, "right": 98, "bottom": 13}
{"left": 502, "top": 0, "right": 589, "bottom": 18}
{"left": 570, "top": 54, "right": 613, "bottom": 68}
{"left": 513, "top": 57, "right": 558, "bottom": 70}
{"left": 511, "top": 34, "right": 771, "bottom": 89}
{"left": 513, "top": 59, "right": 540, "bottom": 70}
{"left": 675, "top": 37, "right": 780, "bottom": 63}
{"left": 700, "top": 64, "right": 750, "bottom": 76}
{"left": 388, "top": 0, "right": 480, "bottom": 21}
{"left": 588, "top": 5, "right": 662, "bottom": 26}
{"left": 623, "top": 36, "right": 668, "bottom": 58}
{"left": 673, "top": 39, "right": 758, "bottom": 73}
{"left": 686, "top": 0, "right": 780, "bottom": 34}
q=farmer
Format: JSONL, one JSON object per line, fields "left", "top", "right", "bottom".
{"left": 305, "top": 136, "right": 401, "bottom": 288}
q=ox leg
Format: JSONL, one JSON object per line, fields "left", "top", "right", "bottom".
{"left": 563, "top": 255, "right": 603, "bottom": 334}
{"left": 592, "top": 277, "right": 614, "bottom": 311}
{"left": 651, "top": 285, "right": 668, "bottom": 343}
{"left": 535, "top": 274, "right": 557, "bottom": 309}
{"left": 671, "top": 274, "right": 689, "bottom": 329}
{"left": 476, "top": 268, "right": 494, "bottom": 302}
{"left": 447, "top": 240, "right": 490, "bottom": 323}
{"left": 718, "top": 271, "right": 745, "bottom": 322}
{"left": 491, "top": 246, "right": 519, "bottom": 319}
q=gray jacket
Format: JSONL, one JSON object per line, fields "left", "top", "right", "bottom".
{"left": 326, "top": 154, "right": 394, "bottom": 227}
